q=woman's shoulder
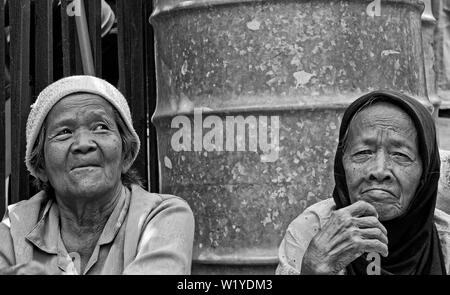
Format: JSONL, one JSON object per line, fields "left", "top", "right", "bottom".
{"left": 6, "top": 191, "right": 47, "bottom": 213}
{"left": 3, "top": 191, "right": 49, "bottom": 226}
{"left": 128, "top": 185, "right": 193, "bottom": 217}
{"left": 0, "top": 191, "right": 50, "bottom": 265}
{"left": 433, "top": 209, "right": 450, "bottom": 273}
{"left": 434, "top": 208, "right": 450, "bottom": 233}
{"left": 117, "top": 185, "right": 195, "bottom": 268}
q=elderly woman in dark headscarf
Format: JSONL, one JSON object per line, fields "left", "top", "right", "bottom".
{"left": 0, "top": 75, "right": 194, "bottom": 275}
{"left": 277, "top": 90, "right": 450, "bottom": 275}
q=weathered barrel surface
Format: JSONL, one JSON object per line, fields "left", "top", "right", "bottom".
{"left": 421, "top": 0, "right": 440, "bottom": 119}
{"left": 150, "top": 0, "right": 429, "bottom": 274}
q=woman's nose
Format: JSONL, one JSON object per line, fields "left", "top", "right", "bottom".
{"left": 368, "top": 151, "right": 393, "bottom": 182}
{"left": 71, "top": 130, "right": 97, "bottom": 154}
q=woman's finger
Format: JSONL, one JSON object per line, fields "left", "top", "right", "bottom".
{"left": 358, "top": 239, "right": 389, "bottom": 258}
{"left": 354, "top": 216, "right": 388, "bottom": 236}
{"left": 343, "top": 200, "right": 379, "bottom": 218}
{"left": 356, "top": 227, "right": 388, "bottom": 245}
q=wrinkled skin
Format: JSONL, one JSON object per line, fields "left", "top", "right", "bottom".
{"left": 343, "top": 102, "right": 422, "bottom": 221}
{"left": 0, "top": 94, "right": 132, "bottom": 275}
{"left": 301, "top": 102, "right": 422, "bottom": 274}
{"left": 40, "top": 94, "right": 128, "bottom": 203}
{"left": 301, "top": 200, "right": 388, "bottom": 274}
{"left": 37, "top": 93, "right": 130, "bottom": 273}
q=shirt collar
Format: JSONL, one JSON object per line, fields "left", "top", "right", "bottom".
{"left": 25, "top": 185, "right": 131, "bottom": 255}
{"left": 97, "top": 185, "right": 130, "bottom": 246}
{"left": 25, "top": 198, "right": 59, "bottom": 255}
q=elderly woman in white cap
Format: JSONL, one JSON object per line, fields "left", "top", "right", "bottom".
{"left": 0, "top": 76, "right": 195, "bottom": 275}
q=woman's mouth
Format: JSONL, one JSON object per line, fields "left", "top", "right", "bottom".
{"left": 71, "top": 165, "right": 101, "bottom": 171}
{"left": 361, "top": 188, "right": 398, "bottom": 201}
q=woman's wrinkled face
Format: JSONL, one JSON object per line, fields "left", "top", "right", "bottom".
{"left": 40, "top": 93, "right": 128, "bottom": 200}
{"left": 342, "top": 102, "right": 423, "bottom": 221}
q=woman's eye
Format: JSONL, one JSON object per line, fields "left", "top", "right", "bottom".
{"left": 94, "top": 124, "right": 109, "bottom": 131}
{"left": 354, "top": 150, "right": 372, "bottom": 156}
{"left": 392, "top": 152, "right": 412, "bottom": 162}
{"left": 57, "top": 128, "right": 71, "bottom": 136}
{"left": 351, "top": 150, "right": 372, "bottom": 162}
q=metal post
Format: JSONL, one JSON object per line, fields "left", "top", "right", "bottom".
{"left": 74, "top": 0, "right": 95, "bottom": 75}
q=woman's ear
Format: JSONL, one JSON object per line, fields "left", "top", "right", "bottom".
{"left": 121, "top": 153, "right": 133, "bottom": 174}
{"left": 35, "top": 167, "right": 49, "bottom": 182}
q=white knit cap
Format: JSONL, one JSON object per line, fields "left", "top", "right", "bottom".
{"left": 25, "top": 75, "right": 141, "bottom": 178}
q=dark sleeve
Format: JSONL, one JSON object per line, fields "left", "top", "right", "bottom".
{"left": 123, "top": 197, "right": 195, "bottom": 275}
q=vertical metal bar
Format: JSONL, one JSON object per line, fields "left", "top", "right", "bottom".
{"left": 116, "top": 0, "right": 130, "bottom": 96}
{"left": 85, "top": 0, "right": 102, "bottom": 77}
{"left": 74, "top": 0, "right": 95, "bottom": 75}
{"left": 61, "top": 0, "right": 72, "bottom": 76}
{"left": 61, "top": 0, "right": 82, "bottom": 76}
{"left": 145, "top": 0, "right": 158, "bottom": 192}
{"left": 35, "top": 0, "right": 53, "bottom": 94}
{"left": 9, "top": 0, "right": 31, "bottom": 203}
{"left": 117, "top": 0, "right": 149, "bottom": 189}
{"left": 32, "top": 1, "right": 53, "bottom": 197}
{"left": 0, "top": 0, "right": 6, "bottom": 214}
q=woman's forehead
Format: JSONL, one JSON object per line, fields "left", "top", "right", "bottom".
{"left": 351, "top": 102, "right": 416, "bottom": 131}
{"left": 47, "top": 93, "right": 116, "bottom": 121}
{"left": 345, "top": 102, "right": 419, "bottom": 147}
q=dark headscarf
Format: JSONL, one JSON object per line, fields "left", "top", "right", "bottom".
{"left": 333, "top": 90, "right": 446, "bottom": 275}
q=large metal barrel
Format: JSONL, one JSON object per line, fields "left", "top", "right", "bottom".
{"left": 421, "top": 0, "right": 441, "bottom": 119}
{"left": 149, "top": 0, "right": 430, "bottom": 274}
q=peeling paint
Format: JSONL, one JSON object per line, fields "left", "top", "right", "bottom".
{"left": 164, "top": 156, "right": 172, "bottom": 169}
{"left": 293, "top": 71, "right": 314, "bottom": 88}
{"left": 181, "top": 60, "right": 188, "bottom": 75}
{"left": 246, "top": 18, "right": 261, "bottom": 31}
{"left": 381, "top": 49, "right": 400, "bottom": 57}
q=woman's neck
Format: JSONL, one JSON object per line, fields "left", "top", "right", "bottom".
{"left": 57, "top": 183, "right": 123, "bottom": 230}
{"left": 56, "top": 183, "right": 124, "bottom": 271}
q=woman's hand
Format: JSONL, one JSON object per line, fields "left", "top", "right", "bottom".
{"left": 301, "top": 200, "right": 388, "bottom": 275}
{"left": 0, "top": 261, "right": 59, "bottom": 275}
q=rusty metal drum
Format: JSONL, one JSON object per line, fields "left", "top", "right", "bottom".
{"left": 421, "top": 0, "right": 441, "bottom": 119}
{"left": 149, "top": 0, "right": 430, "bottom": 274}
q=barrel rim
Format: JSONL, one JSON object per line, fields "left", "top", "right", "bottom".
{"left": 149, "top": 0, "right": 426, "bottom": 24}
{"left": 150, "top": 95, "right": 434, "bottom": 122}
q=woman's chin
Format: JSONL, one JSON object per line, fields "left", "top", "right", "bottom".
{"left": 58, "top": 179, "right": 115, "bottom": 199}
{"left": 373, "top": 204, "right": 402, "bottom": 221}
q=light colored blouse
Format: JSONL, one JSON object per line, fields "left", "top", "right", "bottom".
{"left": 0, "top": 185, "right": 195, "bottom": 275}
{"left": 276, "top": 198, "right": 450, "bottom": 275}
